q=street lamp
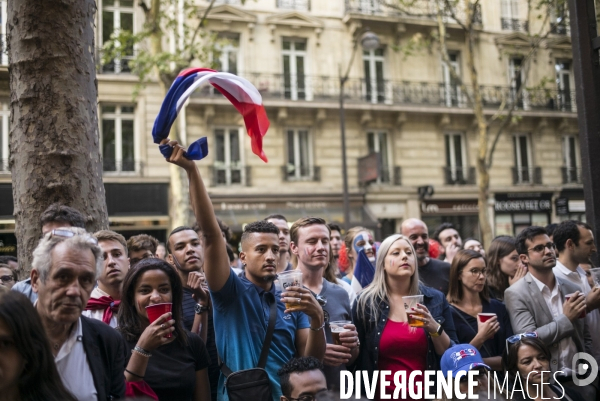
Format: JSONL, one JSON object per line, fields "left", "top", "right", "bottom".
{"left": 339, "top": 28, "right": 380, "bottom": 231}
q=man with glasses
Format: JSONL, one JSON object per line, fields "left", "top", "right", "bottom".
{"left": 0, "top": 263, "right": 18, "bottom": 290}
{"left": 505, "top": 226, "right": 593, "bottom": 398}
{"left": 278, "top": 357, "right": 328, "bottom": 401}
{"left": 31, "top": 227, "right": 126, "bottom": 400}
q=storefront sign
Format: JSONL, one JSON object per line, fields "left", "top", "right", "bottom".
{"left": 421, "top": 200, "right": 479, "bottom": 215}
{"left": 556, "top": 198, "right": 569, "bottom": 215}
{"left": 219, "top": 202, "right": 267, "bottom": 211}
{"left": 494, "top": 193, "right": 553, "bottom": 213}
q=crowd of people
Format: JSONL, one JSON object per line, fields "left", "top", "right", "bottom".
{"left": 0, "top": 140, "right": 599, "bottom": 401}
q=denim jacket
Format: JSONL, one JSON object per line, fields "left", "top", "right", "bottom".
{"left": 351, "top": 284, "right": 458, "bottom": 374}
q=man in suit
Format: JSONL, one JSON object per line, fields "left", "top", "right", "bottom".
{"left": 31, "top": 226, "right": 126, "bottom": 400}
{"left": 505, "top": 225, "right": 593, "bottom": 399}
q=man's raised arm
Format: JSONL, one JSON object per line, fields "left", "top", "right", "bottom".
{"left": 162, "top": 139, "right": 231, "bottom": 291}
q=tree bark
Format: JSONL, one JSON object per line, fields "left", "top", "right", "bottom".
{"left": 8, "top": 0, "right": 109, "bottom": 274}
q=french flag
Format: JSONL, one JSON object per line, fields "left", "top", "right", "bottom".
{"left": 152, "top": 68, "right": 270, "bottom": 162}
{"left": 351, "top": 250, "right": 376, "bottom": 294}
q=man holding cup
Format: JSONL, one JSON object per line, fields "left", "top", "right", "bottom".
{"left": 163, "top": 139, "right": 326, "bottom": 401}
{"left": 289, "top": 217, "right": 359, "bottom": 390}
{"left": 553, "top": 220, "right": 600, "bottom": 367}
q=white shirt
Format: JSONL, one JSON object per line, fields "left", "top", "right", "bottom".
{"left": 82, "top": 287, "right": 118, "bottom": 328}
{"left": 554, "top": 261, "right": 600, "bottom": 364}
{"left": 55, "top": 318, "right": 98, "bottom": 401}
{"left": 530, "top": 274, "right": 578, "bottom": 376}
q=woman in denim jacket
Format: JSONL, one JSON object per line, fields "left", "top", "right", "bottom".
{"left": 351, "top": 234, "right": 458, "bottom": 399}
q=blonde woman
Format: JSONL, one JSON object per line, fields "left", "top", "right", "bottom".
{"left": 352, "top": 234, "right": 458, "bottom": 400}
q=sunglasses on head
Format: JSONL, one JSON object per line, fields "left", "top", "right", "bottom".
{"left": 506, "top": 332, "right": 538, "bottom": 356}
{"left": 49, "top": 229, "right": 98, "bottom": 245}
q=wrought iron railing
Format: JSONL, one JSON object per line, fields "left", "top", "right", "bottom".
{"left": 281, "top": 165, "right": 321, "bottom": 182}
{"left": 277, "top": 0, "right": 310, "bottom": 11}
{"left": 209, "top": 165, "right": 250, "bottom": 186}
{"left": 344, "top": 0, "right": 482, "bottom": 24}
{"left": 102, "top": 159, "right": 143, "bottom": 174}
{"left": 501, "top": 18, "right": 529, "bottom": 32}
{"left": 444, "top": 166, "right": 475, "bottom": 185}
{"left": 193, "top": 73, "right": 577, "bottom": 112}
{"left": 512, "top": 166, "right": 542, "bottom": 185}
{"left": 561, "top": 167, "right": 582, "bottom": 184}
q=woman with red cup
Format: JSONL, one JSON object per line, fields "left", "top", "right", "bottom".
{"left": 447, "top": 249, "right": 514, "bottom": 372}
{"left": 118, "top": 258, "right": 210, "bottom": 401}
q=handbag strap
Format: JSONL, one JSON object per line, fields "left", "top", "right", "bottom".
{"left": 450, "top": 304, "right": 494, "bottom": 357}
{"left": 220, "top": 292, "right": 278, "bottom": 376}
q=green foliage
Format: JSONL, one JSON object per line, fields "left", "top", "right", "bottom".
{"left": 100, "top": 0, "right": 226, "bottom": 95}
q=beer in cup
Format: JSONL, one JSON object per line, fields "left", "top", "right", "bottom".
{"left": 330, "top": 320, "right": 352, "bottom": 345}
{"left": 402, "top": 295, "right": 424, "bottom": 327}
{"left": 278, "top": 271, "right": 303, "bottom": 311}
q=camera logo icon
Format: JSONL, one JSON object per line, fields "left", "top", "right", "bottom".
{"left": 572, "top": 353, "right": 598, "bottom": 386}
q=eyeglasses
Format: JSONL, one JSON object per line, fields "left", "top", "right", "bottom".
{"left": 506, "top": 332, "right": 538, "bottom": 356}
{"left": 0, "top": 275, "right": 14, "bottom": 283}
{"left": 50, "top": 229, "right": 98, "bottom": 245}
{"left": 468, "top": 268, "right": 488, "bottom": 277}
{"left": 287, "top": 390, "right": 328, "bottom": 401}
{"left": 527, "top": 242, "right": 556, "bottom": 254}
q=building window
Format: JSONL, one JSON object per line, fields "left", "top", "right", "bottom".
{"left": 367, "top": 131, "right": 391, "bottom": 183}
{"left": 357, "top": 0, "right": 380, "bottom": 14}
{"left": 215, "top": 34, "right": 239, "bottom": 75}
{"left": 363, "top": 48, "right": 386, "bottom": 104}
{"left": 277, "top": 0, "right": 310, "bottom": 11}
{"left": 282, "top": 39, "right": 308, "bottom": 101}
{"left": 445, "top": 133, "right": 468, "bottom": 184}
{"left": 550, "top": 0, "right": 570, "bottom": 35}
{"left": 442, "top": 52, "right": 464, "bottom": 107}
{"left": 101, "top": 0, "right": 134, "bottom": 73}
{"left": 0, "top": 1, "right": 7, "bottom": 66}
{"left": 500, "top": 0, "right": 527, "bottom": 31}
{"left": 285, "top": 129, "right": 313, "bottom": 180}
{"left": 563, "top": 135, "right": 581, "bottom": 184}
{"left": 101, "top": 105, "right": 136, "bottom": 173}
{"left": 513, "top": 134, "right": 533, "bottom": 184}
{"left": 508, "top": 57, "right": 528, "bottom": 109}
{"left": 556, "top": 61, "right": 574, "bottom": 111}
{"left": 0, "top": 103, "right": 8, "bottom": 172}
{"left": 214, "top": 128, "right": 244, "bottom": 185}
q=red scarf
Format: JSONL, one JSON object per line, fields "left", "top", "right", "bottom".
{"left": 85, "top": 296, "right": 120, "bottom": 325}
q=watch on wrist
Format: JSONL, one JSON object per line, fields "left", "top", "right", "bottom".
{"left": 195, "top": 304, "right": 209, "bottom": 315}
{"left": 429, "top": 323, "right": 443, "bottom": 337}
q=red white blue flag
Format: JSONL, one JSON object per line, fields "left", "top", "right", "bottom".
{"left": 153, "top": 68, "right": 270, "bottom": 162}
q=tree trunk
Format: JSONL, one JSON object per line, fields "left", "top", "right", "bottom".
{"left": 463, "top": 0, "right": 493, "bottom": 248}
{"left": 8, "top": 0, "right": 109, "bottom": 274}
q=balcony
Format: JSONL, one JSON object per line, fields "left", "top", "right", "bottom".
{"left": 562, "top": 167, "right": 582, "bottom": 184}
{"left": 210, "top": 165, "right": 251, "bottom": 186}
{"left": 512, "top": 166, "right": 542, "bottom": 185}
{"left": 277, "top": 0, "right": 310, "bottom": 11}
{"left": 344, "top": 0, "right": 482, "bottom": 25}
{"left": 501, "top": 18, "right": 528, "bottom": 32}
{"left": 193, "top": 73, "right": 578, "bottom": 112}
{"left": 444, "top": 166, "right": 475, "bottom": 185}
{"left": 281, "top": 165, "right": 320, "bottom": 182}
{"left": 102, "top": 160, "right": 143, "bottom": 175}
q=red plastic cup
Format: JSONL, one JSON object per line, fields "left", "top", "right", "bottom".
{"left": 478, "top": 313, "right": 497, "bottom": 323}
{"left": 146, "top": 303, "right": 173, "bottom": 338}
{"left": 565, "top": 293, "right": 586, "bottom": 318}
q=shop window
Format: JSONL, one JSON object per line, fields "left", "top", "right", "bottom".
{"left": 367, "top": 131, "right": 391, "bottom": 183}
{"left": 101, "top": 105, "right": 136, "bottom": 173}
{"left": 100, "top": 0, "right": 135, "bottom": 73}
{"left": 0, "top": 103, "right": 8, "bottom": 173}
{"left": 214, "top": 128, "right": 245, "bottom": 186}
{"left": 285, "top": 129, "right": 315, "bottom": 181}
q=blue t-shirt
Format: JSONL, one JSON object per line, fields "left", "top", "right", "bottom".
{"left": 210, "top": 269, "right": 310, "bottom": 401}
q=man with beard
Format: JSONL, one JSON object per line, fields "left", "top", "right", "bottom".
{"left": 401, "top": 218, "right": 451, "bottom": 294}
{"left": 432, "top": 222, "right": 463, "bottom": 264}
{"left": 265, "top": 214, "right": 293, "bottom": 273}
{"left": 82, "top": 230, "right": 129, "bottom": 328}
{"left": 290, "top": 217, "right": 358, "bottom": 390}
{"left": 505, "top": 226, "right": 593, "bottom": 399}
{"left": 162, "top": 139, "right": 326, "bottom": 400}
